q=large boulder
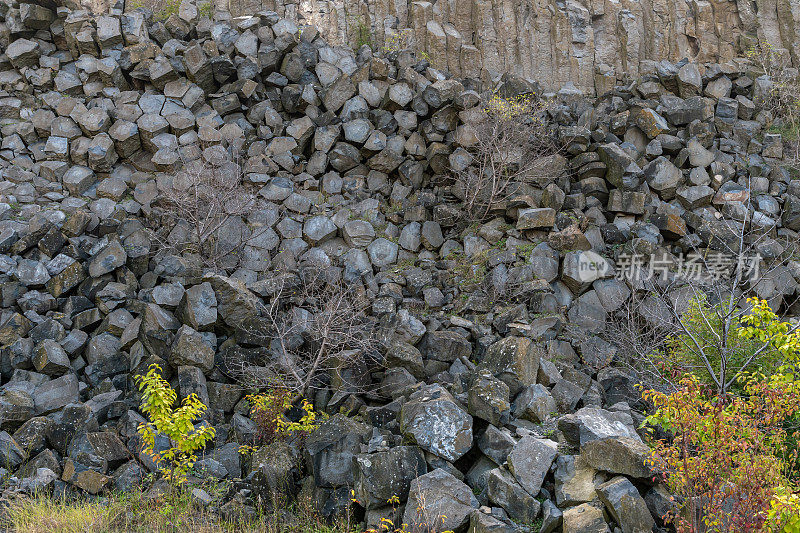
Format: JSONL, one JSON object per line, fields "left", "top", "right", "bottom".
{"left": 486, "top": 467, "right": 541, "bottom": 523}
{"left": 558, "top": 407, "right": 640, "bottom": 447}
{"left": 467, "top": 371, "right": 510, "bottom": 426}
{"left": 305, "top": 415, "right": 371, "bottom": 488}
{"left": 506, "top": 436, "right": 558, "bottom": 497}
{"left": 562, "top": 502, "right": 610, "bottom": 533}
{"left": 481, "top": 337, "right": 542, "bottom": 395}
{"left": 581, "top": 437, "right": 655, "bottom": 479}
{"left": 597, "top": 476, "right": 655, "bottom": 533}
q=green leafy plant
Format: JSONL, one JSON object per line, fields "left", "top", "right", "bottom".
{"left": 245, "top": 389, "right": 326, "bottom": 447}
{"left": 197, "top": 0, "right": 212, "bottom": 19}
{"left": 381, "top": 29, "right": 414, "bottom": 54}
{"left": 738, "top": 297, "right": 800, "bottom": 364}
{"left": 768, "top": 487, "right": 800, "bottom": 532}
{"left": 136, "top": 364, "right": 216, "bottom": 484}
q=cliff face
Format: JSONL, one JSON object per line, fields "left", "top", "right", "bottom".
{"left": 245, "top": 0, "right": 800, "bottom": 94}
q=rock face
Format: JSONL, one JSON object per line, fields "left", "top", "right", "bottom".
{"left": 240, "top": 0, "right": 799, "bottom": 94}
{"left": 0, "top": 0, "right": 798, "bottom": 530}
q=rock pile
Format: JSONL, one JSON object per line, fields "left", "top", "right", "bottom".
{"left": 0, "top": 0, "right": 798, "bottom": 531}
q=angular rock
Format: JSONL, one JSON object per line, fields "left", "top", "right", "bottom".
{"left": 597, "top": 476, "right": 655, "bottom": 533}
{"left": 506, "top": 436, "right": 558, "bottom": 498}
{"left": 403, "top": 469, "right": 479, "bottom": 532}
{"left": 400, "top": 384, "right": 473, "bottom": 462}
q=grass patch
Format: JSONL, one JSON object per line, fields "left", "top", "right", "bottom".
{"left": 1, "top": 484, "right": 353, "bottom": 533}
{"left": 768, "top": 123, "right": 800, "bottom": 142}
{"left": 4, "top": 495, "right": 118, "bottom": 533}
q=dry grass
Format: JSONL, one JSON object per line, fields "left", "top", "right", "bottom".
{"left": 1, "top": 487, "right": 351, "bottom": 533}
{"left": 4, "top": 495, "right": 118, "bottom": 533}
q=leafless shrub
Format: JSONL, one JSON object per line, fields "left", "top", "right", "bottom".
{"left": 147, "top": 149, "right": 265, "bottom": 272}
{"left": 222, "top": 266, "right": 381, "bottom": 396}
{"left": 451, "top": 93, "right": 563, "bottom": 223}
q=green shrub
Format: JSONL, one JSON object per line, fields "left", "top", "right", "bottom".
{"left": 136, "top": 364, "right": 216, "bottom": 484}
{"left": 241, "top": 389, "right": 326, "bottom": 453}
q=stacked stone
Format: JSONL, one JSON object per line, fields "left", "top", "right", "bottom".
{"left": 0, "top": 0, "right": 796, "bottom": 530}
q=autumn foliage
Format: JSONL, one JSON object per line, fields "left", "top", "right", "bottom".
{"left": 641, "top": 298, "right": 800, "bottom": 532}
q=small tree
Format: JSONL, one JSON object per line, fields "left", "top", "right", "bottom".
{"left": 244, "top": 391, "right": 326, "bottom": 447}
{"left": 662, "top": 296, "right": 781, "bottom": 391}
{"left": 605, "top": 182, "right": 800, "bottom": 394}
{"left": 642, "top": 298, "right": 800, "bottom": 532}
{"left": 136, "top": 364, "right": 216, "bottom": 484}
{"left": 643, "top": 372, "right": 800, "bottom": 532}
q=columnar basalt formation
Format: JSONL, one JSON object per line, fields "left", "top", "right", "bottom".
{"left": 248, "top": 0, "right": 800, "bottom": 94}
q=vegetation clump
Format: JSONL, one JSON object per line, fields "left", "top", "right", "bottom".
{"left": 136, "top": 363, "right": 216, "bottom": 484}
{"left": 642, "top": 298, "right": 800, "bottom": 532}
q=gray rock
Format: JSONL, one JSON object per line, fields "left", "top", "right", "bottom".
{"left": 400, "top": 384, "right": 473, "bottom": 462}
{"left": 33, "top": 339, "right": 71, "bottom": 376}
{"left": 367, "top": 238, "right": 399, "bottom": 267}
{"left": 176, "top": 282, "right": 218, "bottom": 331}
{"left": 554, "top": 454, "right": 604, "bottom": 506}
{"left": 506, "top": 436, "right": 558, "bottom": 497}
{"left": 0, "top": 389, "right": 36, "bottom": 430}
{"left": 541, "top": 500, "right": 564, "bottom": 533}
{"left": 403, "top": 469, "right": 479, "bottom": 532}
{"left": 7, "top": 39, "right": 40, "bottom": 69}
{"left": 597, "top": 143, "right": 641, "bottom": 190}
{"left": 305, "top": 414, "right": 371, "bottom": 488}
{"left": 486, "top": 467, "right": 540, "bottom": 523}
{"left": 468, "top": 371, "right": 510, "bottom": 426}
{"left": 343, "top": 220, "right": 376, "bottom": 248}
{"left": 645, "top": 484, "right": 675, "bottom": 526}
{"left": 353, "top": 446, "right": 427, "bottom": 509}
{"left": 171, "top": 325, "right": 215, "bottom": 374}
{"left": 468, "top": 510, "right": 516, "bottom": 533}
{"left": 34, "top": 374, "right": 80, "bottom": 414}
{"left": 642, "top": 156, "right": 683, "bottom": 199}
{"left": 15, "top": 260, "right": 51, "bottom": 287}
{"left": 426, "top": 331, "right": 472, "bottom": 363}
{"left": 562, "top": 503, "right": 610, "bottom": 533}
{"left": 517, "top": 208, "right": 556, "bottom": 230}
{"left": 561, "top": 251, "right": 612, "bottom": 294}
{"left": 0, "top": 431, "right": 26, "bottom": 469}
{"left": 513, "top": 384, "right": 557, "bottom": 423}
{"left": 677, "top": 63, "right": 702, "bottom": 97}
{"left": 482, "top": 336, "right": 541, "bottom": 396}
{"left": 303, "top": 216, "right": 338, "bottom": 244}
{"left": 385, "top": 340, "right": 425, "bottom": 379}
{"left": 597, "top": 476, "right": 655, "bottom": 533}
{"left": 558, "top": 407, "right": 640, "bottom": 447}
{"left": 478, "top": 425, "right": 516, "bottom": 466}
{"left": 687, "top": 138, "right": 714, "bottom": 167}
{"left": 581, "top": 437, "right": 655, "bottom": 479}
{"left": 89, "top": 240, "right": 127, "bottom": 277}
